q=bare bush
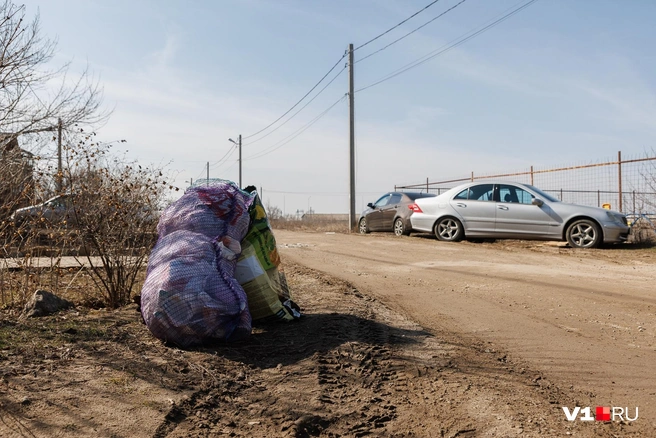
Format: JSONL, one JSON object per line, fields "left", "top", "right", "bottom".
{"left": 264, "top": 201, "right": 283, "bottom": 220}
{"left": 61, "top": 135, "right": 175, "bottom": 308}
{"left": 1, "top": 132, "right": 177, "bottom": 308}
{"left": 628, "top": 219, "right": 656, "bottom": 246}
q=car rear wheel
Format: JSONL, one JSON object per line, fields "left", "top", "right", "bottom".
{"left": 566, "top": 219, "right": 601, "bottom": 248}
{"left": 358, "top": 217, "right": 370, "bottom": 234}
{"left": 393, "top": 218, "right": 409, "bottom": 236}
{"left": 434, "top": 217, "right": 463, "bottom": 242}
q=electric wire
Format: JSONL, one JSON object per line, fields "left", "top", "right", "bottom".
{"left": 242, "top": 52, "right": 347, "bottom": 140}
{"left": 262, "top": 189, "right": 384, "bottom": 196}
{"left": 241, "top": 0, "right": 444, "bottom": 142}
{"left": 356, "top": 0, "right": 467, "bottom": 64}
{"left": 244, "top": 65, "right": 347, "bottom": 147}
{"left": 245, "top": 94, "right": 347, "bottom": 160}
{"left": 218, "top": 158, "right": 238, "bottom": 176}
{"left": 213, "top": 150, "right": 239, "bottom": 174}
{"left": 193, "top": 164, "right": 207, "bottom": 182}
{"left": 354, "top": 0, "right": 442, "bottom": 51}
{"left": 210, "top": 145, "right": 236, "bottom": 169}
{"left": 356, "top": 0, "right": 539, "bottom": 93}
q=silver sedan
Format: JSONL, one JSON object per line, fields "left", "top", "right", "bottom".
{"left": 409, "top": 181, "right": 630, "bottom": 248}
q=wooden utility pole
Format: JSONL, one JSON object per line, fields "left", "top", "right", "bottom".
{"left": 229, "top": 136, "right": 243, "bottom": 188}
{"left": 56, "top": 118, "right": 62, "bottom": 193}
{"left": 348, "top": 44, "right": 356, "bottom": 232}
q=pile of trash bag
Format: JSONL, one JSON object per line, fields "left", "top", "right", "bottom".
{"left": 140, "top": 180, "right": 300, "bottom": 348}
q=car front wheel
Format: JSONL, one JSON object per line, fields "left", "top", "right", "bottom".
{"left": 358, "top": 217, "right": 370, "bottom": 234}
{"left": 566, "top": 219, "right": 601, "bottom": 248}
{"left": 434, "top": 217, "right": 463, "bottom": 242}
{"left": 394, "top": 218, "right": 409, "bottom": 236}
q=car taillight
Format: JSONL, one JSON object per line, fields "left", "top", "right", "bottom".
{"left": 408, "top": 203, "right": 423, "bottom": 213}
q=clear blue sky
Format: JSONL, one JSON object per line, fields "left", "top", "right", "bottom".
{"left": 20, "top": 0, "right": 656, "bottom": 214}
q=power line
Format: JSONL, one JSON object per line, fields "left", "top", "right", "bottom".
{"left": 193, "top": 164, "right": 207, "bottom": 182}
{"left": 210, "top": 145, "right": 236, "bottom": 169}
{"left": 240, "top": 1, "right": 444, "bottom": 142}
{"left": 245, "top": 94, "right": 347, "bottom": 161}
{"left": 218, "top": 158, "right": 239, "bottom": 176}
{"left": 238, "top": 1, "right": 459, "bottom": 145}
{"left": 356, "top": 0, "right": 467, "bottom": 64}
{"left": 263, "top": 190, "right": 354, "bottom": 196}
{"left": 356, "top": 0, "right": 539, "bottom": 93}
{"left": 242, "top": 52, "right": 347, "bottom": 140}
{"left": 354, "top": 0, "right": 443, "bottom": 51}
{"left": 214, "top": 152, "right": 240, "bottom": 174}
{"left": 244, "top": 65, "right": 347, "bottom": 147}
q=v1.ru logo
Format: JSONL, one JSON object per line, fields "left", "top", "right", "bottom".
{"left": 562, "top": 406, "right": 638, "bottom": 422}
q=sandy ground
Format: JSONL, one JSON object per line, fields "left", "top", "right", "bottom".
{"left": 0, "top": 230, "right": 654, "bottom": 437}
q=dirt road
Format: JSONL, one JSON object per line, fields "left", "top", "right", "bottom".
{"left": 276, "top": 230, "right": 656, "bottom": 435}
{"left": 1, "top": 230, "right": 654, "bottom": 437}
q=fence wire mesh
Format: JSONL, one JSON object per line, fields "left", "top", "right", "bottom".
{"left": 395, "top": 151, "right": 656, "bottom": 221}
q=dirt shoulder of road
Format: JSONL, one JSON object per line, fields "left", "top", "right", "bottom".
{"left": 0, "top": 232, "right": 652, "bottom": 437}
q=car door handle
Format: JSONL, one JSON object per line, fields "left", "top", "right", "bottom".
{"left": 456, "top": 203, "right": 466, "bottom": 208}
{"left": 498, "top": 205, "right": 509, "bottom": 210}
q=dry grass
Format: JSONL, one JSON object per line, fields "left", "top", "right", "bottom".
{"left": 0, "top": 219, "right": 353, "bottom": 309}
{"left": 3, "top": 217, "right": 653, "bottom": 309}
{"left": 0, "top": 262, "right": 147, "bottom": 310}
{"left": 270, "top": 218, "right": 353, "bottom": 233}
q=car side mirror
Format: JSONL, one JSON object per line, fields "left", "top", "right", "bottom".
{"left": 532, "top": 198, "right": 544, "bottom": 207}
{"left": 367, "top": 202, "right": 374, "bottom": 208}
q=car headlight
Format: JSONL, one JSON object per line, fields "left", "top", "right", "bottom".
{"left": 606, "top": 211, "right": 627, "bottom": 226}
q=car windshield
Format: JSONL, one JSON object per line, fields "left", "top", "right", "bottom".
{"left": 526, "top": 185, "right": 560, "bottom": 203}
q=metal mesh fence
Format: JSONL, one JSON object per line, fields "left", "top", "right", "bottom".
{"left": 395, "top": 151, "right": 656, "bottom": 221}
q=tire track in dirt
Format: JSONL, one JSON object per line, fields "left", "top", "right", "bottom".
{"left": 1, "top": 254, "right": 645, "bottom": 437}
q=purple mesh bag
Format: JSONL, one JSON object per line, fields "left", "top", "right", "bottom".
{"left": 141, "top": 181, "right": 255, "bottom": 347}
{"left": 157, "top": 182, "right": 252, "bottom": 241}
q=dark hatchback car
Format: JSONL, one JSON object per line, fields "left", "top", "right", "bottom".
{"left": 359, "top": 192, "right": 437, "bottom": 236}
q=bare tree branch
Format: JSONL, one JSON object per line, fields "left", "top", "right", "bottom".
{"left": 0, "top": 1, "right": 109, "bottom": 142}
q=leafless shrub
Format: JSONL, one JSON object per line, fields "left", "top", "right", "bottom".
{"left": 628, "top": 219, "right": 656, "bottom": 246}
{"left": 264, "top": 201, "right": 283, "bottom": 220}
{"left": 0, "top": 132, "right": 176, "bottom": 308}
{"left": 61, "top": 134, "right": 175, "bottom": 308}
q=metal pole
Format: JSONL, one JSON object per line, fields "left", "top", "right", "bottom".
{"left": 618, "top": 151, "right": 623, "bottom": 212}
{"left": 348, "top": 43, "right": 356, "bottom": 232}
{"left": 530, "top": 165, "right": 534, "bottom": 186}
{"left": 239, "top": 134, "right": 242, "bottom": 188}
{"left": 206, "top": 161, "right": 209, "bottom": 185}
